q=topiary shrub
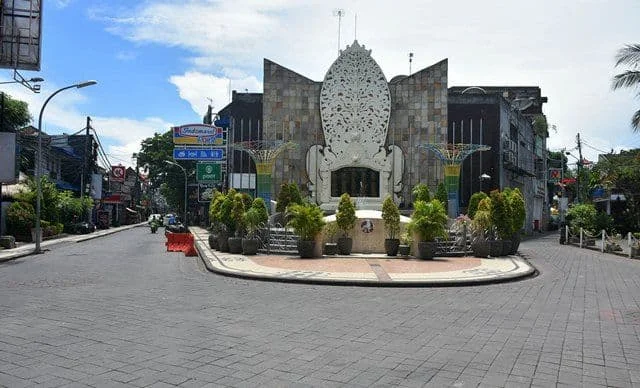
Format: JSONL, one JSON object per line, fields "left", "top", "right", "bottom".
{"left": 335, "top": 193, "right": 356, "bottom": 238}
{"left": 435, "top": 182, "right": 448, "bottom": 210}
{"left": 412, "top": 183, "right": 431, "bottom": 203}
{"left": 468, "top": 192, "right": 488, "bottom": 219}
{"left": 381, "top": 195, "right": 400, "bottom": 240}
{"left": 6, "top": 201, "right": 36, "bottom": 240}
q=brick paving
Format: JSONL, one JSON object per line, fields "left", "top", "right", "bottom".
{"left": 0, "top": 227, "right": 639, "bottom": 387}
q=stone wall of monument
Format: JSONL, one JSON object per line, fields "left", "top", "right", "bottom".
{"left": 388, "top": 59, "right": 448, "bottom": 206}
{"left": 262, "top": 59, "right": 323, "bottom": 199}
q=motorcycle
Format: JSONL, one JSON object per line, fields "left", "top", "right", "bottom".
{"left": 150, "top": 221, "right": 159, "bottom": 233}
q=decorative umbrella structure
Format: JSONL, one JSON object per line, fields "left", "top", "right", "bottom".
{"left": 418, "top": 143, "right": 491, "bottom": 217}
{"left": 233, "top": 140, "right": 296, "bottom": 207}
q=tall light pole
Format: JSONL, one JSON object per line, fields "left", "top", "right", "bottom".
{"left": 34, "top": 80, "right": 97, "bottom": 254}
{"left": 165, "top": 160, "right": 187, "bottom": 225}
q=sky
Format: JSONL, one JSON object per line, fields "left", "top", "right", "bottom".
{"left": 1, "top": 0, "right": 639, "bottom": 169}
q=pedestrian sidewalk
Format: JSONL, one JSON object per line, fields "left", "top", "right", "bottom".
{"left": 0, "top": 222, "right": 145, "bottom": 262}
{"left": 190, "top": 227, "right": 537, "bottom": 286}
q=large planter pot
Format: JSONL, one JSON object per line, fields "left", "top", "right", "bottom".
{"left": 416, "top": 241, "right": 436, "bottom": 260}
{"left": 631, "top": 246, "right": 640, "bottom": 258}
{"left": 489, "top": 240, "right": 503, "bottom": 257}
{"left": 242, "top": 238, "right": 259, "bottom": 255}
{"left": 298, "top": 240, "right": 316, "bottom": 258}
{"left": 337, "top": 237, "right": 353, "bottom": 255}
{"left": 509, "top": 233, "right": 521, "bottom": 255}
{"left": 228, "top": 237, "right": 243, "bottom": 254}
{"left": 217, "top": 230, "right": 229, "bottom": 252}
{"left": 208, "top": 233, "right": 218, "bottom": 250}
{"left": 501, "top": 240, "right": 512, "bottom": 256}
{"left": 384, "top": 239, "right": 400, "bottom": 256}
{"left": 323, "top": 242, "right": 337, "bottom": 255}
{"left": 471, "top": 240, "right": 491, "bottom": 258}
{"left": 398, "top": 244, "right": 411, "bottom": 256}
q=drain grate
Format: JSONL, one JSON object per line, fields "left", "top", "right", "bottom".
{"left": 369, "top": 263, "right": 392, "bottom": 281}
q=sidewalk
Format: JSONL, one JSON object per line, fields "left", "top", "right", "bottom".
{"left": 0, "top": 222, "right": 145, "bottom": 262}
{"left": 190, "top": 227, "right": 537, "bottom": 287}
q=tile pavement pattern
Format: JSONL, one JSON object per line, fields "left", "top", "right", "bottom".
{"left": 0, "top": 228, "right": 639, "bottom": 387}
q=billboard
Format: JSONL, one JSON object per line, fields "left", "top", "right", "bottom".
{"left": 0, "top": 132, "right": 16, "bottom": 183}
{"left": 172, "top": 124, "right": 225, "bottom": 145}
{"left": 0, "top": 0, "right": 42, "bottom": 70}
{"left": 196, "top": 162, "right": 221, "bottom": 182}
{"left": 89, "top": 173, "right": 102, "bottom": 200}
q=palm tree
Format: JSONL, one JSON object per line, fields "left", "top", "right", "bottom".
{"left": 612, "top": 43, "right": 640, "bottom": 132}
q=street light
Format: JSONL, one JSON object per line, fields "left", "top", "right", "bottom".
{"left": 479, "top": 173, "right": 491, "bottom": 192}
{"left": 34, "top": 80, "right": 97, "bottom": 254}
{"left": 165, "top": 160, "right": 187, "bottom": 225}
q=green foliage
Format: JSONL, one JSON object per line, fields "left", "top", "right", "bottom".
{"left": 0, "top": 92, "right": 31, "bottom": 132}
{"left": 471, "top": 198, "right": 493, "bottom": 240}
{"left": 412, "top": 183, "right": 431, "bottom": 203}
{"left": 243, "top": 207, "right": 263, "bottom": 239}
{"left": 612, "top": 44, "right": 640, "bottom": 131}
{"left": 250, "top": 197, "right": 269, "bottom": 226}
{"left": 275, "top": 182, "right": 303, "bottom": 213}
{"left": 57, "top": 190, "right": 93, "bottom": 226}
{"left": 323, "top": 222, "right": 339, "bottom": 243}
{"left": 230, "top": 192, "right": 246, "bottom": 237}
{"left": 468, "top": 192, "right": 488, "bottom": 219}
{"left": 593, "top": 211, "right": 615, "bottom": 234}
{"left": 566, "top": 203, "right": 597, "bottom": 233}
{"left": 286, "top": 202, "right": 326, "bottom": 241}
{"left": 490, "top": 190, "right": 511, "bottom": 239}
{"left": 208, "top": 190, "right": 224, "bottom": 229}
{"left": 218, "top": 188, "right": 237, "bottom": 234}
{"left": 381, "top": 195, "right": 400, "bottom": 239}
{"left": 506, "top": 188, "right": 526, "bottom": 233}
{"left": 408, "top": 199, "right": 448, "bottom": 242}
{"left": 335, "top": 193, "right": 356, "bottom": 237}
{"left": 6, "top": 201, "right": 35, "bottom": 236}
{"left": 435, "top": 182, "right": 448, "bottom": 209}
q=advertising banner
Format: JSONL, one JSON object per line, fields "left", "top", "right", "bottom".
{"left": 111, "top": 165, "right": 126, "bottom": 182}
{"left": 549, "top": 168, "right": 562, "bottom": 182}
{"left": 90, "top": 173, "right": 103, "bottom": 199}
{"left": 0, "top": 133, "right": 16, "bottom": 183}
{"left": 196, "top": 162, "right": 222, "bottom": 182}
{"left": 198, "top": 183, "right": 217, "bottom": 203}
{"left": 172, "top": 124, "right": 225, "bottom": 145}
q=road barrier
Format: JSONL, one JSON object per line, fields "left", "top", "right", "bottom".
{"left": 165, "top": 232, "right": 198, "bottom": 256}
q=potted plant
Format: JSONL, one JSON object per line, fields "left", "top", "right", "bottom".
{"left": 489, "top": 190, "right": 511, "bottom": 256}
{"left": 381, "top": 195, "right": 401, "bottom": 256}
{"left": 207, "top": 190, "right": 224, "bottom": 250}
{"left": 323, "top": 222, "right": 339, "bottom": 255}
{"left": 227, "top": 192, "right": 246, "bottom": 254}
{"left": 398, "top": 230, "right": 412, "bottom": 256}
{"left": 286, "top": 201, "right": 326, "bottom": 258}
{"left": 408, "top": 198, "right": 448, "bottom": 259}
{"left": 335, "top": 193, "right": 356, "bottom": 255}
{"left": 470, "top": 197, "right": 494, "bottom": 258}
{"left": 506, "top": 188, "right": 526, "bottom": 254}
{"left": 241, "top": 198, "right": 268, "bottom": 255}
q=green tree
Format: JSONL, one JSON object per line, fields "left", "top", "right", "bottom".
{"left": 0, "top": 92, "right": 31, "bottom": 132}
{"left": 435, "top": 182, "right": 448, "bottom": 210}
{"left": 468, "top": 192, "right": 488, "bottom": 219}
{"left": 612, "top": 43, "right": 640, "bottom": 131}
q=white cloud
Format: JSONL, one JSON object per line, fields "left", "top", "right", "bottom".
{"left": 91, "top": 0, "right": 640, "bottom": 162}
{"left": 169, "top": 71, "right": 261, "bottom": 116}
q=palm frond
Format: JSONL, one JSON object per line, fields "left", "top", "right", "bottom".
{"left": 612, "top": 70, "right": 640, "bottom": 90}
{"left": 615, "top": 43, "right": 640, "bottom": 67}
{"left": 632, "top": 110, "right": 640, "bottom": 132}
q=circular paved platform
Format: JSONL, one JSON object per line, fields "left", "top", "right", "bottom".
{"left": 191, "top": 227, "right": 536, "bottom": 286}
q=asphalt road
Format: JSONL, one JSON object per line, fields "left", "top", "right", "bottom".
{"left": 1, "top": 227, "right": 639, "bottom": 387}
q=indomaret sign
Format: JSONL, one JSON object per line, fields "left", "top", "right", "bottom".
{"left": 172, "top": 124, "right": 225, "bottom": 145}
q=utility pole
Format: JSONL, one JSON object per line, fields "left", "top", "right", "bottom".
{"left": 81, "top": 116, "right": 91, "bottom": 200}
{"left": 576, "top": 133, "right": 583, "bottom": 203}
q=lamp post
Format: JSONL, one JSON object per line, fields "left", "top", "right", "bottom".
{"left": 165, "top": 160, "right": 187, "bottom": 225}
{"left": 479, "top": 173, "right": 491, "bottom": 192}
{"left": 34, "top": 80, "right": 97, "bottom": 254}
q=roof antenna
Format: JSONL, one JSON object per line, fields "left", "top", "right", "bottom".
{"left": 354, "top": 13, "right": 357, "bottom": 40}
{"left": 333, "top": 9, "right": 344, "bottom": 55}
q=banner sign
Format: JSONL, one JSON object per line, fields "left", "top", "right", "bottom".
{"left": 90, "top": 173, "right": 103, "bottom": 199}
{"left": 0, "top": 133, "right": 16, "bottom": 183}
{"left": 196, "top": 162, "right": 222, "bottom": 182}
{"left": 172, "top": 124, "right": 225, "bottom": 145}
{"left": 198, "top": 183, "right": 217, "bottom": 203}
{"left": 111, "top": 165, "right": 126, "bottom": 182}
{"left": 549, "top": 168, "right": 562, "bottom": 182}
{"left": 173, "top": 148, "right": 225, "bottom": 161}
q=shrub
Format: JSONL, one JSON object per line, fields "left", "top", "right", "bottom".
{"left": 435, "top": 182, "right": 448, "bottom": 210}
{"left": 566, "top": 203, "right": 597, "bottom": 234}
{"left": 275, "top": 182, "right": 302, "bottom": 213}
{"left": 7, "top": 201, "right": 35, "bottom": 237}
{"left": 471, "top": 197, "right": 493, "bottom": 240}
{"left": 230, "top": 193, "right": 246, "bottom": 237}
{"left": 381, "top": 195, "right": 400, "bottom": 239}
{"left": 468, "top": 192, "right": 488, "bottom": 219}
{"left": 412, "top": 183, "right": 431, "bottom": 203}
{"left": 490, "top": 190, "right": 511, "bottom": 239}
{"left": 507, "top": 188, "right": 526, "bottom": 234}
{"left": 408, "top": 199, "right": 448, "bottom": 242}
{"left": 335, "top": 193, "right": 356, "bottom": 238}
{"left": 286, "top": 201, "right": 325, "bottom": 241}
